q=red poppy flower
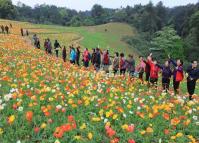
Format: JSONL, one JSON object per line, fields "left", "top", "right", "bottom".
{"left": 105, "top": 126, "right": 116, "bottom": 138}
{"left": 61, "top": 124, "right": 71, "bottom": 132}
{"left": 126, "top": 125, "right": 135, "bottom": 133}
{"left": 34, "top": 127, "right": 40, "bottom": 134}
{"left": 128, "top": 139, "right": 136, "bottom": 143}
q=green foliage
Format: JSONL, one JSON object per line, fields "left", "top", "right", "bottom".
{"left": 151, "top": 27, "right": 184, "bottom": 59}
{"left": 0, "top": 0, "right": 17, "bottom": 19}
{"left": 122, "top": 33, "right": 151, "bottom": 57}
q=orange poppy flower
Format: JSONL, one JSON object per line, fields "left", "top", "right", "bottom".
{"left": 26, "top": 111, "right": 33, "bottom": 122}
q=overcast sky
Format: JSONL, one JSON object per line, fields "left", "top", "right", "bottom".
{"left": 12, "top": 0, "right": 198, "bottom": 11}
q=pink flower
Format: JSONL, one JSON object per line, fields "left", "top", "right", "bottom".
{"left": 128, "top": 139, "right": 136, "bottom": 143}
{"left": 127, "top": 124, "right": 135, "bottom": 133}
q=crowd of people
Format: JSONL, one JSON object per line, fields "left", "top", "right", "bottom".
{"left": 1, "top": 23, "right": 198, "bottom": 100}
{"left": 31, "top": 34, "right": 199, "bottom": 100}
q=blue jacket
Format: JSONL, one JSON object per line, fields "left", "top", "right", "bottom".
{"left": 186, "top": 65, "right": 199, "bottom": 81}
{"left": 70, "top": 49, "right": 76, "bottom": 61}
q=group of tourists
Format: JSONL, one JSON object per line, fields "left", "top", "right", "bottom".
{"left": 0, "top": 24, "right": 12, "bottom": 34}
{"left": 137, "top": 53, "right": 198, "bottom": 100}
{"left": 30, "top": 33, "right": 198, "bottom": 100}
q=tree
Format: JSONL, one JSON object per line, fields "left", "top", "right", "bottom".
{"left": 190, "top": 11, "right": 199, "bottom": 44}
{"left": 156, "top": 1, "right": 168, "bottom": 30}
{"left": 151, "top": 26, "right": 184, "bottom": 59}
{"left": 91, "top": 4, "right": 106, "bottom": 24}
{"left": 139, "top": 2, "right": 159, "bottom": 35}
{"left": 0, "top": 0, "right": 17, "bottom": 19}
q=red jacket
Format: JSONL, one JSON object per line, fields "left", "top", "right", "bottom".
{"left": 148, "top": 60, "right": 160, "bottom": 79}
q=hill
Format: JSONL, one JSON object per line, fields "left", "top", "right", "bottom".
{"left": 0, "top": 19, "right": 136, "bottom": 56}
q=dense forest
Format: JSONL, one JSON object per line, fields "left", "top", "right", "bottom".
{"left": 0, "top": 0, "right": 199, "bottom": 63}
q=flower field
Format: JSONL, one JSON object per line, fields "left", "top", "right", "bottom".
{"left": 0, "top": 22, "right": 199, "bottom": 143}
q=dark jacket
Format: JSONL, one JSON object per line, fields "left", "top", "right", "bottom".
{"left": 143, "top": 60, "right": 151, "bottom": 73}
{"left": 95, "top": 51, "right": 101, "bottom": 65}
{"left": 157, "top": 64, "right": 172, "bottom": 79}
{"left": 186, "top": 65, "right": 199, "bottom": 81}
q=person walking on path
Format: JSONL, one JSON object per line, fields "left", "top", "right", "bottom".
{"left": 76, "top": 46, "right": 81, "bottom": 66}
{"left": 102, "top": 50, "right": 111, "bottom": 73}
{"left": 21, "top": 28, "right": 24, "bottom": 36}
{"left": 62, "top": 46, "right": 67, "bottom": 62}
{"left": 70, "top": 47, "right": 76, "bottom": 64}
{"left": 112, "top": 52, "right": 119, "bottom": 75}
{"left": 5, "top": 25, "right": 9, "bottom": 34}
{"left": 47, "top": 39, "right": 52, "bottom": 55}
{"left": 94, "top": 48, "right": 101, "bottom": 71}
{"left": 1, "top": 25, "right": 5, "bottom": 34}
{"left": 44, "top": 39, "right": 48, "bottom": 54}
{"left": 137, "top": 56, "right": 145, "bottom": 82}
{"left": 54, "top": 40, "right": 62, "bottom": 58}
{"left": 127, "top": 54, "right": 135, "bottom": 78}
{"left": 36, "top": 38, "right": 40, "bottom": 49}
{"left": 26, "top": 30, "right": 29, "bottom": 36}
{"left": 91, "top": 48, "right": 97, "bottom": 66}
{"left": 119, "top": 53, "right": 127, "bottom": 75}
{"left": 82, "top": 48, "right": 91, "bottom": 68}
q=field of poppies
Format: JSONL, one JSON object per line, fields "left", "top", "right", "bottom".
{"left": 0, "top": 20, "right": 199, "bottom": 143}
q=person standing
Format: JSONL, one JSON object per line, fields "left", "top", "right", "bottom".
{"left": 1, "top": 25, "right": 5, "bottom": 33}
{"left": 54, "top": 40, "right": 61, "bottom": 58}
{"left": 26, "top": 30, "right": 29, "bottom": 36}
{"left": 112, "top": 52, "right": 119, "bottom": 75}
{"left": 70, "top": 47, "right": 76, "bottom": 64}
{"left": 62, "top": 46, "right": 67, "bottom": 62}
{"left": 44, "top": 39, "right": 48, "bottom": 54}
{"left": 32, "top": 34, "right": 38, "bottom": 47}
{"left": 147, "top": 53, "right": 160, "bottom": 87}
{"left": 119, "top": 53, "right": 127, "bottom": 75}
{"left": 76, "top": 46, "right": 81, "bottom": 66}
{"left": 157, "top": 60, "right": 172, "bottom": 92}
{"left": 137, "top": 56, "right": 145, "bottom": 82}
{"left": 36, "top": 39, "right": 40, "bottom": 49}
{"left": 20, "top": 28, "right": 24, "bottom": 36}
{"left": 169, "top": 55, "right": 184, "bottom": 94}
{"left": 186, "top": 60, "right": 199, "bottom": 100}
{"left": 47, "top": 39, "right": 52, "bottom": 55}
{"left": 145, "top": 59, "right": 151, "bottom": 82}
{"left": 94, "top": 48, "right": 101, "bottom": 71}
{"left": 91, "top": 48, "right": 97, "bottom": 65}
{"left": 102, "top": 50, "right": 110, "bottom": 73}
{"left": 127, "top": 54, "right": 135, "bottom": 77}
{"left": 5, "top": 25, "right": 9, "bottom": 34}
{"left": 82, "top": 48, "right": 90, "bottom": 68}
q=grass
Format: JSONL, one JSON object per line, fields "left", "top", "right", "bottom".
{"left": 0, "top": 19, "right": 136, "bottom": 56}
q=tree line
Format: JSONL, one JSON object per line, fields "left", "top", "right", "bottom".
{"left": 0, "top": 0, "right": 199, "bottom": 63}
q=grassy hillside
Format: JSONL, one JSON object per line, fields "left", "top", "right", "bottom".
{"left": 0, "top": 19, "right": 136, "bottom": 56}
